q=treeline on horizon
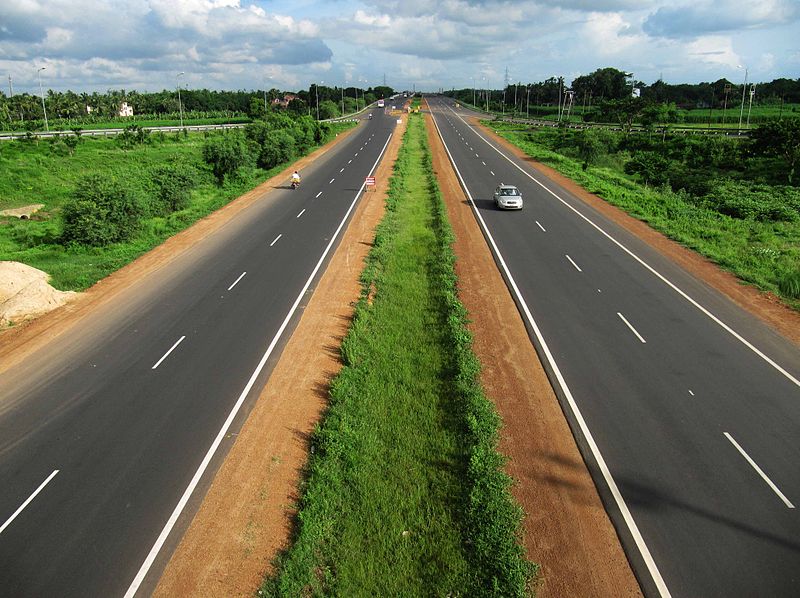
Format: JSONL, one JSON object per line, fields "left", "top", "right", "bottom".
{"left": 0, "top": 84, "right": 397, "bottom": 126}
{"left": 447, "top": 67, "right": 800, "bottom": 112}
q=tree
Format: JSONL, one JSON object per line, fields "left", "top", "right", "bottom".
{"left": 62, "top": 175, "right": 145, "bottom": 246}
{"left": 318, "top": 100, "right": 340, "bottom": 120}
{"left": 577, "top": 130, "right": 605, "bottom": 170}
{"left": 750, "top": 119, "right": 800, "bottom": 183}
{"left": 202, "top": 132, "right": 250, "bottom": 184}
{"left": 624, "top": 151, "right": 673, "bottom": 187}
{"left": 599, "top": 97, "right": 645, "bottom": 130}
{"left": 150, "top": 163, "right": 198, "bottom": 213}
{"left": 257, "top": 130, "right": 296, "bottom": 169}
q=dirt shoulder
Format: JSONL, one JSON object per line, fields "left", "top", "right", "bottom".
{"left": 475, "top": 118, "right": 800, "bottom": 347}
{"left": 424, "top": 105, "right": 642, "bottom": 596}
{"left": 152, "top": 117, "right": 407, "bottom": 596}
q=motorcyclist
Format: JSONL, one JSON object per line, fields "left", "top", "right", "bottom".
{"left": 291, "top": 170, "right": 301, "bottom": 188}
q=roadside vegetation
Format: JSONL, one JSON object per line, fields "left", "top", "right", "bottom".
{"left": 263, "top": 113, "right": 535, "bottom": 596}
{"left": 0, "top": 115, "right": 354, "bottom": 290}
{"left": 488, "top": 119, "right": 800, "bottom": 309}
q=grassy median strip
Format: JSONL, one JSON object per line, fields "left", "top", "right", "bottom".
{"left": 263, "top": 114, "right": 534, "bottom": 596}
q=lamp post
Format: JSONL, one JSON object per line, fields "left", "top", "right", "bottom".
{"left": 176, "top": 72, "right": 185, "bottom": 128}
{"left": 737, "top": 65, "right": 748, "bottom": 133}
{"left": 315, "top": 80, "right": 323, "bottom": 120}
{"left": 37, "top": 67, "right": 49, "bottom": 132}
{"left": 526, "top": 84, "right": 530, "bottom": 118}
{"left": 472, "top": 77, "right": 476, "bottom": 108}
{"left": 746, "top": 84, "right": 755, "bottom": 127}
{"left": 341, "top": 84, "right": 345, "bottom": 117}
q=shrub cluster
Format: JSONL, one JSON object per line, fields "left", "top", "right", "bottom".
{"left": 532, "top": 124, "right": 800, "bottom": 223}
{"left": 61, "top": 162, "right": 199, "bottom": 246}
{"left": 61, "top": 175, "right": 146, "bottom": 246}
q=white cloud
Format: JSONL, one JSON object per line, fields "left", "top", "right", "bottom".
{"left": 685, "top": 35, "right": 739, "bottom": 69}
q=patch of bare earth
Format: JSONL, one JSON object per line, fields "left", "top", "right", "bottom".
{"left": 152, "top": 117, "right": 407, "bottom": 596}
{"left": 424, "top": 104, "right": 642, "bottom": 597}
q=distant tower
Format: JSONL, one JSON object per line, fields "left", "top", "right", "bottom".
{"left": 504, "top": 66, "right": 510, "bottom": 88}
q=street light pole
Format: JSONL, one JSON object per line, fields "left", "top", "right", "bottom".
{"left": 37, "top": 67, "right": 49, "bottom": 132}
{"left": 176, "top": 72, "right": 185, "bottom": 128}
{"left": 737, "top": 65, "right": 748, "bottom": 133}
{"left": 526, "top": 84, "right": 530, "bottom": 118}
{"left": 747, "top": 84, "right": 755, "bottom": 127}
{"left": 315, "top": 81, "right": 322, "bottom": 120}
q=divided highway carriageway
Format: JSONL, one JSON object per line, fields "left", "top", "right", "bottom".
{"left": 0, "top": 107, "right": 395, "bottom": 597}
{"left": 427, "top": 96, "right": 799, "bottom": 598}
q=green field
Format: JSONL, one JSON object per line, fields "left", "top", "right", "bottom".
{"left": 0, "top": 122, "right": 354, "bottom": 292}
{"left": 263, "top": 113, "right": 534, "bottom": 596}
{"left": 487, "top": 122, "right": 800, "bottom": 310}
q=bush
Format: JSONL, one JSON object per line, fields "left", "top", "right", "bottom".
{"left": 703, "top": 179, "right": 800, "bottom": 222}
{"left": 778, "top": 269, "right": 800, "bottom": 299}
{"left": 202, "top": 131, "right": 250, "bottom": 184}
{"left": 257, "top": 130, "right": 297, "bottom": 169}
{"left": 149, "top": 163, "right": 198, "bottom": 214}
{"left": 624, "top": 151, "right": 673, "bottom": 186}
{"left": 61, "top": 174, "right": 145, "bottom": 246}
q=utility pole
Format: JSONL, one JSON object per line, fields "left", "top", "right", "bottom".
{"left": 746, "top": 84, "right": 755, "bottom": 127}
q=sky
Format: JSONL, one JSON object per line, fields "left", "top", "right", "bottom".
{"left": 1, "top": 0, "right": 798, "bottom": 94}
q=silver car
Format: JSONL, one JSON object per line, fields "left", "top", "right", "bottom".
{"left": 493, "top": 184, "right": 523, "bottom": 210}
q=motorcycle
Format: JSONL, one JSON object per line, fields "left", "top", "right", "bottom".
{"left": 290, "top": 178, "right": 301, "bottom": 189}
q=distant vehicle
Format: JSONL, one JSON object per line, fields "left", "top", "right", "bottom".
{"left": 368, "top": 113, "right": 373, "bottom": 119}
{"left": 377, "top": 99, "right": 385, "bottom": 108}
{"left": 403, "top": 93, "right": 408, "bottom": 98}
{"left": 493, "top": 184, "right": 523, "bottom": 210}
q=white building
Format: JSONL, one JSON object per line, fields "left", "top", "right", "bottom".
{"left": 119, "top": 102, "right": 134, "bottom": 117}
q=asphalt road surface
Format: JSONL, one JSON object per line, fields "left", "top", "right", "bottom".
{"left": 0, "top": 107, "right": 396, "bottom": 597}
{"left": 427, "top": 96, "right": 799, "bottom": 598}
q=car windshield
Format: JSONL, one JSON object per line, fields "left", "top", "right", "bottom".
{"left": 502, "top": 188, "right": 518, "bottom": 196}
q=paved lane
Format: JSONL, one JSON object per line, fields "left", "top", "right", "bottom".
{"left": 0, "top": 107, "right": 395, "bottom": 597}
{"left": 428, "top": 96, "right": 800, "bottom": 598}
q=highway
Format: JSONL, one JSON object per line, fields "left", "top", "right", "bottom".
{"left": 427, "top": 96, "right": 800, "bottom": 598}
{"left": 0, "top": 107, "right": 395, "bottom": 596}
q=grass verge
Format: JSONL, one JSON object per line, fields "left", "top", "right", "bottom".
{"left": 262, "top": 113, "right": 535, "bottom": 596}
{"left": 487, "top": 122, "right": 800, "bottom": 310}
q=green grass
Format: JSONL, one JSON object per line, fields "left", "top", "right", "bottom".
{"left": 487, "top": 122, "right": 800, "bottom": 310}
{"left": 0, "top": 122, "right": 355, "bottom": 290}
{"left": 262, "top": 113, "right": 535, "bottom": 597}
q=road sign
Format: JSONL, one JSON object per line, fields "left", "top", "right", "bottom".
{"left": 365, "top": 176, "right": 376, "bottom": 186}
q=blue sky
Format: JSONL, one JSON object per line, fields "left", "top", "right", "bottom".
{"left": 1, "top": 0, "right": 798, "bottom": 94}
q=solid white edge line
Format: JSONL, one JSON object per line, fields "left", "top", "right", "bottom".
{"left": 315, "top": 191, "right": 322, "bottom": 198}
{"left": 566, "top": 254, "right": 583, "bottom": 272}
{"left": 445, "top": 103, "right": 800, "bottom": 390}
{"left": 296, "top": 209, "right": 306, "bottom": 219}
{"left": 430, "top": 104, "right": 673, "bottom": 598}
{"left": 270, "top": 234, "right": 282, "bottom": 247}
{"left": 0, "top": 470, "right": 59, "bottom": 535}
{"left": 227, "top": 272, "right": 246, "bottom": 291}
{"left": 151, "top": 336, "right": 186, "bottom": 370}
{"left": 617, "top": 312, "right": 647, "bottom": 344}
{"left": 536, "top": 220, "right": 546, "bottom": 232}
{"left": 123, "top": 131, "right": 394, "bottom": 598}
{"left": 724, "top": 432, "right": 795, "bottom": 508}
